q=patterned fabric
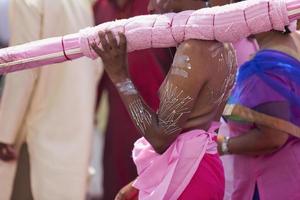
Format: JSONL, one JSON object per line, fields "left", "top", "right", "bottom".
{"left": 222, "top": 49, "right": 300, "bottom": 200}
{"left": 228, "top": 49, "right": 300, "bottom": 127}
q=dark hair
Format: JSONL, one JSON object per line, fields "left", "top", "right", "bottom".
{"left": 284, "top": 26, "right": 291, "bottom": 34}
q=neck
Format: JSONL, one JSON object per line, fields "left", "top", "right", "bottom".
{"left": 255, "top": 32, "right": 278, "bottom": 49}
{"left": 255, "top": 31, "right": 300, "bottom": 61}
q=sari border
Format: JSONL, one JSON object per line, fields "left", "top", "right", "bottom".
{"left": 223, "top": 104, "right": 300, "bottom": 138}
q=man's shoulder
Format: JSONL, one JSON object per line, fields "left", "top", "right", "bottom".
{"left": 179, "top": 39, "right": 222, "bottom": 54}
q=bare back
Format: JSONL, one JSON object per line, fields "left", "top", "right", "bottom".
{"left": 158, "top": 40, "right": 237, "bottom": 133}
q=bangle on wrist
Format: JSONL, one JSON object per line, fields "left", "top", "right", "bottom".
{"left": 221, "top": 136, "right": 231, "bottom": 155}
{"left": 115, "top": 78, "right": 137, "bottom": 95}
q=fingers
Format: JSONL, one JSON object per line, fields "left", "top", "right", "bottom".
{"left": 106, "top": 31, "right": 118, "bottom": 48}
{"left": 119, "top": 32, "right": 127, "bottom": 51}
{"left": 114, "top": 184, "right": 138, "bottom": 200}
{"left": 114, "top": 191, "right": 136, "bottom": 200}
{"left": 91, "top": 42, "right": 104, "bottom": 57}
{"left": 103, "top": 31, "right": 125, "bottom": 50}
{"left": 99, "top": 31, "right": 110, "bottom": 51}
{"left": 91, "top": 31, "right": 127, "bottom": 60}
{"left": 0, "top": 145, "right": 17, "bottom": 162}
{"left": 114, "top": 191, "right": 126, "bottom": 200}
{"left": 127, "top": 186, "right": 138, "bottom": 199}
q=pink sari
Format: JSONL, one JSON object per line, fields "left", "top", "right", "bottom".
{"left": 132, "top": 122, "right": 224, "bottom": 200}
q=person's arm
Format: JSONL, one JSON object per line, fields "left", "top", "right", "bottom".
{"left": 114, "top": 181, "right": 138, "bottom": 200}
{"left": 0, "top": 0, "right": 42, "bottom": 161}
{"left": 218, "top": 102, "right": 289, "bottom": 156}
{"left": 0, "top": 71, "right": 39, "bottom": 144}
{"left": 92, "top": 31, "right": 214, "bottom": 154}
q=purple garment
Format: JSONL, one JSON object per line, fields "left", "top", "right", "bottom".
{"left": 230, "top": 49, "right": 300, "bottom": 125}
{"left": 223, "top": 50, "right": 300, "bottom": 200}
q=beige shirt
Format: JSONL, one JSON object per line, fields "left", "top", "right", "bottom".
{"left": 0, "top": 0, "right": 101, "bottom": 145}
{"left": 0, "top": 1, "right": 102, "bottom": 199}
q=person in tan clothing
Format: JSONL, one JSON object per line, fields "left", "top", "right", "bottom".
{"left": 0, "top": 0, "right": 101, "bottom": 199}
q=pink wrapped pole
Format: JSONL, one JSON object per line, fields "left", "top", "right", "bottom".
{"left": 0, "top": 0, "right": 299, "bottom": 74}
{"left": 0, "top": 34, "right": 83, "bottom": 73}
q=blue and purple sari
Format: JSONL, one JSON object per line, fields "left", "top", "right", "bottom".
{"left": 222, "top": 49, "right": 300, "bottom": 200}
{"left": 225, "top": 49, "right": 300, "bottom": 135}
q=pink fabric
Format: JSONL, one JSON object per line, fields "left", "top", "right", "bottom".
{"left": 222, "top": 121, "right": 300, "bottom": 200}
{"left": 80, "top": 0, "right": 290, "bottom": 59}
{"left": 178, "top": 153, "right": 225, "bottom": 200}
{"left": 0, "top": 0, "right": 297, "bottom": 74}
{"left": 132, "top": 123, "right": 222, "bottom": 200}
{"left": 233, "top": 38, "right": 258, "bottom": 67}
{"left": 0, "top": 34, "right": 83, "bottom": 73}
{"left": 287, "top": 0, "right": 300, "bottom": 21}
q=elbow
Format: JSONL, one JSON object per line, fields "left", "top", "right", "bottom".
{"left": 255, "top": 127, "right": 289, "bottom": 153}
{"left": 269, "top": 141, "right": 287, "bottom": 151}
{"left": 266, "top": 135, "right": 288, "bottom": 152}
{"left": 154, "top": 146, "right": 169, "bottom": 155}
{"left": 147, "top": 125, "right": 174, "bottom": 154}
{"left": 150, "top": 136, "right": 173, "bottom": 154}
{"left": 152, "top": 141, "right": 169, "bottom": 155}
{"left": 147, "top": 125, "right": 178, "bottom": 154}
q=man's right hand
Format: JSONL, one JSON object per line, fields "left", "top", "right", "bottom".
{"left": 0, "top": 143, "right": 17, "bottom": 161}
{"left": 114, "top": 181, "right": 139, "bottom": 200}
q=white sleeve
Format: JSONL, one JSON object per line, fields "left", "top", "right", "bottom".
{"left": 0, "top": 0, "right": 42, "bottom": 144}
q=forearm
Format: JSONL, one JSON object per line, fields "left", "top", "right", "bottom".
{"left": 226, "top": 129, "right": 279, "bottom": 155}
{"left": 0, "top": 72, "right": 37, "bottom": 144}
{"left": 115, "top": 179, "right": 139, "bottom": 200}
{"left": 111, "top": 75, "right": 174, "bottom": 153}
{"left": 92, "top": 32, "right": 196, "bottom": 154}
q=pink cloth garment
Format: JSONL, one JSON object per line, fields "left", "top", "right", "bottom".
{"left": 286, "top": 0, "right": 300, "bottom": 21}
{"left": 233, "top": 38, "right": 258, "bottom": 68}
{"left": 222, "top": 121, "right": 300, "bottom": 200}
{"left": 0, "top": 0, "right": 297, "bottom": 74}
{"left": 132, "top": 122, "right": 224, "bottom": 200}
{"left": 222, "top": 51, "right": 300, "bottom": 200}
{"left": 178, "top": 153, "right": 224, "bottom": 200}
{"left": 221, "top": 38, "right": 258, "bottom": 200}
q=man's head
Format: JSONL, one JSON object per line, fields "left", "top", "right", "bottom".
{"left": 147, "top": 0, "right": 231, "bottom": 14}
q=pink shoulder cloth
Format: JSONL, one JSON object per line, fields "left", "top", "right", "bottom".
{"left": 0, "top": 0, "right": 299, "bottom": 74}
